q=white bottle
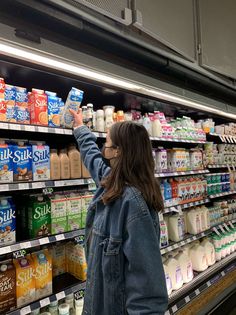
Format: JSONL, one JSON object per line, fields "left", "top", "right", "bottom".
{"left": 96, "top": 110, "right": 105, "bottom": 132}
{"left": 59, "top": 304, "right": 70, "bottom": 315}
{"left": 189, "top": 244, "right": 208, "bottom": 272}
{"left": 168, "top": 215, "right": 184, "bottom": 242}
{"left": 165, "top": 255, "right": 183, "bottom": 291}
{"left": 75, "top": 299, "right": 84, "bottom": 315}
{"left": 175, "top": 250, "right": 193, "bottom": 284}
{"left": 186, "top": 209, "right": 201, "bottom": 235}
{"left": 152, "top": 115, "right": 162, "bottom": 137}
{"left": 104, "top": 106, "right": 114, "bottom": 131}
{"left": 143, "top": 114, "right": 152, "bottom": 136}
{"left": 163, "top": 261, "right": 173, "bottom": 295}
{"left": 49, "top": 300, "right": 58, "bottom": 315}
{"left": 65, "top": 294, "right": 74, "bottom": 315}
{"left": 201, "top": 239, "right": 216, "bottom": 266}
{"left": 201, "top": 206, "right": 210, "bottom": 230}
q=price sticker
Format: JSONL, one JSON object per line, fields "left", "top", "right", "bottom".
{"left": 213, "top": 227, "right": 221, "bottom": 236}
{"left": 40, "top": 297, "right": 50, "bottom": 308}
{"left": 56, "top": 234, "right": 65, "bottom": 241}
{"left": 38, "top": 126, "right": 47, "bottom": 133}
{"left": 32, "top": 182, "right": 44, "bottom": 189}
{"left": 0, "top": 122, "right": 8, "bottom": 129}
{"left": 56, "top": 291, "right": 65, "bottom": 301}
{"left": 219, "top": 225, "right": 226, "bottom": 234}
{"left": 39, "top": 237, "right": 49, "bottom": 245}
{"left": 13, "top": 249, "right": 27, "bottom": 259}
{"left": 229, "top": 221, "right": 235, "bottom": 229}
{"left": 56, "top": 128, "right": 64, "bottom": 134}
{"left": 0, "top": 246, "right": 11, "bottom": 255}
{"left": 20, "top": 241, "right": 31, "bottom": 249}
{"left": 20, "top": 305, "right": 31, "bottom": 315}
{"left": 74, "top": 289, "right": 85, "bottom": 300}
{"left": 25, "top": 125, "right": 35, "bottom": 132}
{"left": 223, "top": 223, "right": 231, "bottom": 231}
{"left": 0, "top": 184, "right": 9, "bottom": 191}
{"left": 18, "top": 183, "right": 29, "bottom": 190}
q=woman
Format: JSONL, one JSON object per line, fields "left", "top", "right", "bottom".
{"left": 70, "top": 108, "right": 168, "bottom": 315}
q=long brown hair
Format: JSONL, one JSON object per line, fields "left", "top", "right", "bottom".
{"left": 101, "top": 121, "right": 164, "bottom": 212}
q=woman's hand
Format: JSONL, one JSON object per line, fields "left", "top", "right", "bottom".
{"left": 69, "top": 108, "right": 83, "bottom": 128}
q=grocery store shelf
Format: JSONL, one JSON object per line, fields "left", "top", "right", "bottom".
{"left": 160, "top": 231, "right": 210, "bottom": 255}
{"left": 7, "top": 279, "right": 86, "bottom": 315}
{"left": 0, "top": 122, "right": 73, "bottom": 135}
{"left": 150, "top": 136, "right": 206, "bottom": 144}
{"left": 208, "top": 164, "right": 234, "bottom": 169}
{"left": 0, "top": 122, "right": 207, "bottom": 144}
{"left": 0, "top": 178, "right": 94, "bottom": 192}
{"left": 209, "top": 190, "right": 236, "bottom": 199}
{"left": 161, "top": 219, "right": 236, "bottom": 255}
{"left": 155, "top": 169, "right": 209, "bottom": 178}
{"left": 166, "top": 252, "right": 236, "bottom": 315}
{"left": 163, "top": 198, "right": 210, "bottom": 213}
{"left": 0, "top": 229, "right": 85, "bottom": 256}
{"left": 208, "top": 133, "right": 236, "bottom": 143}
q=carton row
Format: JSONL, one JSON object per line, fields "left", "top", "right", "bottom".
{"left": 0, "top": 240, "right": 86, "bottom": 313}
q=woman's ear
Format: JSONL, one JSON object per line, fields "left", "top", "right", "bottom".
{"left": 114, "top": 147, "right": 120, "bottom": 157}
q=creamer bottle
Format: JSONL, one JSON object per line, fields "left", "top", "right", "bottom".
{"left": 65, "top": 293, "right": 75, "bottom": 315}
{"left": 68, "top": 145, "right": 82, "bottom": 179}
{"left": 59, "top": 149, "right": 70, "bottom": 179}
{"left": 49, "top": 300, "right": 59, "bottom": 315}
{"left": 168, "top": 215, "right": 184, "bottom": 242}
{"left": 75, "top": 299, "right": 84, "bottom": 315}
{"left": 50, "top": 149, "right": 60, "bottom": 180}
{"left": 59, "top": 303, "right": 70, "bottom": 315}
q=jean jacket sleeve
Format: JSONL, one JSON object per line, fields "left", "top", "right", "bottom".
{"left": 73, "top": 125, "right": 110, "bottom": 186}
{"left": 123, "top": 199, "right": 168, "bottom": 315}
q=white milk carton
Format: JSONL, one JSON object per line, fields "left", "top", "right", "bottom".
{"left": 32, "top": 142, "right": 50, "bottom": 181}
{"left": 60, "top": 88, "right": 84, "bottom": 128}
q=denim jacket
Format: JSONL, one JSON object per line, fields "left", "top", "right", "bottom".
{"left": 74, "top": 125, "right": 168, "bottom": 315}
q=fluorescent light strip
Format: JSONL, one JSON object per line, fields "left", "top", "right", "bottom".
{"left": 0, "top": 41, "right": 235, "bottom": 120}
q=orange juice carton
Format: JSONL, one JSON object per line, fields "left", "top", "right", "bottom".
{"left": 29, "top": 89, "right": 48, "bottom": 126}
{"left": 15, "top": 86, "right": 30, "bottom": 124}
{"left": 66, "top": 191, "right": 82, "bottom": 230}
{"left": 46, "top": 91, "right": 60, "bottom": 127}
{"left": 50, "top": 193, "right": 68, "bottom": 234}
{"left": 51, "top": 243, "right": 66, "bottom": 277}
{"left": 60, "top": 88, "right": 84, "bottom": 128}
{"left": 14, "top": 255, "right": 35, "bottom": 307}
{"left": 0, "top": 259, "right": 16, "bottom": 313}
{"left": 32, "top": 142, "right": 50, "bottom": 181}
{"left": 0, "top": 140, "right": 13, "bottom": 183}
{"left": 12, "top": 141, "right": 32, "bottom": 181}
{"left": 32, "top": 249, "right": 52, "bottom": 300}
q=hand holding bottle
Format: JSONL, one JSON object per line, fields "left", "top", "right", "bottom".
{"left": 69, "top": 108, "right": 83, "bottom": 128}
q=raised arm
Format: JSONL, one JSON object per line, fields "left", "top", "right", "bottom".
{"left": 71, "top": 109, "right": 110, "bottom": 186}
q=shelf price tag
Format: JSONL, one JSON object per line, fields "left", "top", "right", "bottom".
{"left": 43, "top": 187, "right": 54, "bottom": 195}
{"left": 219, "top": 225, "right": 226, "bottom": 234}
{"left": 74, "top": 289, "right": 85, "bottom": 300}
{"left": 213, "top": 227, "right": 221, "bottom": 236}
{"left": 223, "top": 223, "right": 231, "bottom": 232}
{"left": 13, "top": 249, "right": 27, "bottom": 259}
{"left": 20, "top": 305, "right": 31, "bottom": 315}
{"left": 229, "top": 221, "right": 235, "bottom": 229}
{"left": 40, "top": 297, "right": 50, "bottom": 308}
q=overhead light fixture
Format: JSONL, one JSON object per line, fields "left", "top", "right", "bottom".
{"left": 0, "top": 40, "right": 235, "bottom": 120}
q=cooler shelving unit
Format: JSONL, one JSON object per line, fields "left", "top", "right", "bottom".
{"left": 0, "top": 25, "right": 236, "bottom": 315}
